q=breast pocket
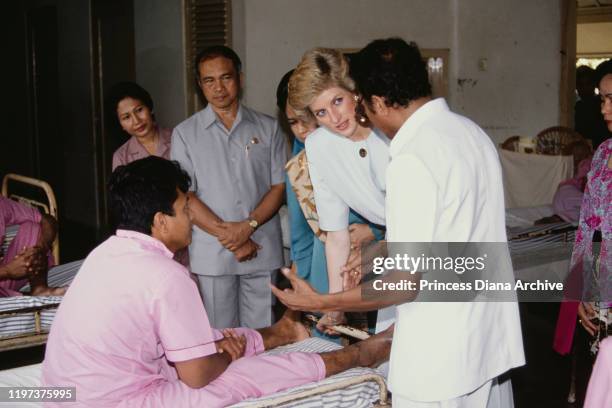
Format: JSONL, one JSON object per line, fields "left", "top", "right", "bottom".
{"left": 245, "top": 142, "right": 271, "bottom": 180}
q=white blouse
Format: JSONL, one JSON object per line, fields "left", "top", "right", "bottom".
{"left": 304, "top": 126, "right": 389, "bottom": 231}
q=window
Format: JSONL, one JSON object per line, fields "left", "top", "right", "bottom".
{"left": 421, "top": 49, "right": 449, "bottom": 99}
{"left": 184, "top": 0, "right": 232, "bottom": 114}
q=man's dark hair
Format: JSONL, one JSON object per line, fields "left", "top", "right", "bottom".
{"left": 194, "top": 45, "right": 242, "bottom": 79}
{"left": 595, "top": 59, "right": 612, "bottom": 87}
{"left": 276, "top": 69, "right": 294, "bottom": 112}
{"left": 108, "top": 157, "right": 191, "bottom": 235}
{"left": 351, "top": 38, "right": 431, "bottom": 108}
{"left": 576, "top": 65, "right": 595, "bottom": 81}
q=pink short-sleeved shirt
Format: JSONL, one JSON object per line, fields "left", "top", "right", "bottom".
{"left": 112, "top": 127, "right": 172, "bottom": 171}
{"left": 42, "top": 230, "right": 220, "bottom": 406}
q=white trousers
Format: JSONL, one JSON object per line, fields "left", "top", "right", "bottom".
{"left": 393, "top": 377, "right": 514, "bottom": 408}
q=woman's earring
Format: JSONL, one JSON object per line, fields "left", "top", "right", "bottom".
{"left": 353, "top": 94, "right": 360, "bottom": 102}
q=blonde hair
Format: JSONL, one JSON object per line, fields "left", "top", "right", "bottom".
{"left": 288, "top": 48, "right": 356, "bottom": 117}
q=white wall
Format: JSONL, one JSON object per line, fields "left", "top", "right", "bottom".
{"left": 134, "top": 0, "right": 187, "bottom": 128}
{"left": 131, "top": 0, "right": 562, "bottom": 143}
{"left": 452, "top": 0, "right": 560, "bottom": 142}
{"left": 237, "top": 0, "right": 561, "bottom": 143}
{"left": 238, "top": 0, "right": 451, "bottom": 114}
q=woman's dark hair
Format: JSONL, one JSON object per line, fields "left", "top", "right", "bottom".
{"left": 351, "top": 38, "right": 431, "bottom": 108}
{"left": 105, "top": 81, "right": 155, "bottom": 133}
{"left": 276, "top": 69, "right": 294, "bottom": 112}
{"left": 108, "top": 157, "right": 191, "bottom": 235}
{"left": 107, "top": 81, "right": 154, "bottom": 113}
{"left": 194, "top": 45, "right": 242, "bottom": 79}
{"left": 595, "top": 59, "right": 612, "bottom": 87}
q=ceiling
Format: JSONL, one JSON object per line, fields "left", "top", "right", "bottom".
{"left": 577, "top": 21, "right": 612, "bottom": 55}
{"left": 577, "top": 0, "right": 612, "bottom": 55}
{"left": 577, "top": 0, "right": 612, "bottom": 8}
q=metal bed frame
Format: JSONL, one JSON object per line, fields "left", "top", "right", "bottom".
{"left": 1, "top": 173, "right": 62, "bottom": 352}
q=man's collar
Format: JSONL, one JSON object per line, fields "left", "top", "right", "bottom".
{"left": 201, "top": 103, "right": 253, "bottom": 130}
{"left": 115, "top": 229, "right": 174, "bottom": 258}
{"left": 389, "top": 98, "right": 448, "bottom": 156}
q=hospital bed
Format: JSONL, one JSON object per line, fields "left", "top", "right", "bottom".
{"left": 506, "top": 205, "right": 576, "bottom": 284}
{"left": 1, "top": 180, "right": 389, "bottom": 405}
{"left": 0, "top": 174, "right": 82, "bottom": 352}
{"left": 0, "top": 336, "right": 389, "bottom": 407}
{"left": 0, "top": 260, "right": 82, "bottom": 352}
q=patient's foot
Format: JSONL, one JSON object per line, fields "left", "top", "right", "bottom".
{"left": 316, "top": 311, "right": 347, "bottom": 335}
{"left": 31, "top": 285, "right": 67, "bottom": 297}
{"left": 279, "top": 309, "right": 311, "bottom": 342}
{"left": 259, "top": 310, "right": 310, "bottom": 350}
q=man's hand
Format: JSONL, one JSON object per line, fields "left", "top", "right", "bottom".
{"left": 215, "top": 329, "right": 247, "bottom": 361}
{"left": 233, "top": 239, "right": 260, "bottom": 262}
{"left": 270, "top": 267, "right": 326, "bottom": 312}
{"left": 578, "top": 302, "right": 598, "bottom": 337}
{"left": 342, "top": 245, "right": 362, "bottom": 290}
{"left": 2, "top": 247, "right": 46, "bottom": 280}
{"left": 216, "top": 221, "right": 253, "bottom": 251}
{"left": 342, "top": 240, "right": 387, "bottom": 289}
{"left": 348, "top": 223, "right": 376, "bottom": 249}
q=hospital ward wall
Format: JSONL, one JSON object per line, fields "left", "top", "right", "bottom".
{"left": 133, "top": 0, "right": 188, "bottom": 129}
{"left": 234, "top": 0, "right": 561, "bottom": 144}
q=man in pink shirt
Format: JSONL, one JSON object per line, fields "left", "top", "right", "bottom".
{"left": 42, "top": 157, "right": 391, "bottom": 407}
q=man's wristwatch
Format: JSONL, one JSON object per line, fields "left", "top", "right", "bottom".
{"left": 247, "top": 218, "right": 259, "bottom": 230}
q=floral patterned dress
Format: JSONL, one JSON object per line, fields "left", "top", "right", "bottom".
{"left": 554, "top": 138, "right": 612, "bottom": 355}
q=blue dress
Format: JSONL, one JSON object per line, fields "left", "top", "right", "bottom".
{"left": 286, "top": 139, "right": 385, "bottom": 338}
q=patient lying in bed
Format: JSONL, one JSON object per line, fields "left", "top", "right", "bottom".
{"left": 0, "top": 196, "right": 66, "bottom": 297}
{"left": 43, "top": 157, "right": 391, "bottom": 407}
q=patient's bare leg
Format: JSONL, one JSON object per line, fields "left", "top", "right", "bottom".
{"left": 257, "top": 310, "right": 310, "bottom": 350}
{"left": 320, "top": 324, "right": 393, "bottom": 377}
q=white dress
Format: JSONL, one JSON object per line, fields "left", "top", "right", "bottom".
{"left": 305, "top": 126, "right": 396, "bottom": 336}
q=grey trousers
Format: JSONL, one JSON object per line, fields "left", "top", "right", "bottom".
{"left": 196, "top": 270, "right": 274, "bottom": 329}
